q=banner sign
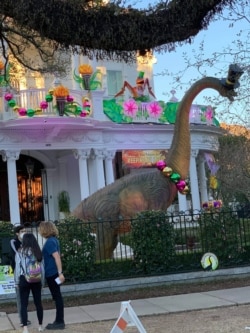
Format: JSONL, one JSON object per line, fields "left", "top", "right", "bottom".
{"left": 122, "top": 150, "right": 168, "bottom": 168}
{"left": 0, "top": 265, "right": 15, "bottom": 295}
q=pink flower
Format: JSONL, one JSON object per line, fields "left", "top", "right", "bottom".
{"left": 123, "top": 99, "right": 138, "bottom": 118}
{"left": 205, "top": 106, "right": 213, "bottom": 120}
{"left": 147, "top": 101, "right": 163, "bottom": 118}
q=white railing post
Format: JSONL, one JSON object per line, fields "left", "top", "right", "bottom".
{"left": 90, "top": 90, "right": 107, "bottom": 121}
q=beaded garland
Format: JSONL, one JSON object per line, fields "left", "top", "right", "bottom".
{"left": 4, "top": 90, "right": 91, "bottom": 118}
{"left": 156, "top": 160, "right": 189, "bottom": 195}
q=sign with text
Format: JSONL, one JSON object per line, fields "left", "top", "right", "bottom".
{"left": 122, "top": 150, "right": 168, "bottom": 168}
{"left": 0, "top": 265, "right": 15, "bottom": 295}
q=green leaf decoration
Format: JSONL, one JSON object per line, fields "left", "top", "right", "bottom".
{"left": 73, "top": 69, "right": 82, "bottom": 85}
{"left": 103, "top": 99, "right": 124, "bottom": 123}
{"left": 90, "top": 71, "right": 102, "bottom": 90}
{"left": 164, "top": 102, "right": 179, "bottom": 123}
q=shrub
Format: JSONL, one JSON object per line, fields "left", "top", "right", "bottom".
{"left": 131, "top": 210, "right": 176, "bottom": 273}
{"left": 0, "top": 221, "right": 14, "bottom": 265}
{"left": 57, "top": 217, "right": 96, "bottom": 282}
{"left": 199, "top": 208, "right": 248, "bottom": 264}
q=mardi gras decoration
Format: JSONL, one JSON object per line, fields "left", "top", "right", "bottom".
{"left": 74, "top": 64, "right": 102, "bottom": 91}
{"left": 115, "top": 71, "right": 156, "bottom": 101}
{"left": 0, "top": 60, "right": 10, "bottom": 87}
{"left": 4, "top": 86, "right": 91, "bottom": 118}
{"left": 202, "top": 199, "right": 222, "bottom": 212}
{"left": 72, "top": 64, "right": 244, "bottom": 260}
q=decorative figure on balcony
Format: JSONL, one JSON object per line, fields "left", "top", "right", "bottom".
{"left": 115, "top": 71, "right": 156, "bottom": 101}
{"left": 74, "top": 64, "right": 102, "bottom": 91}
{"left": 72, "top": 64, "right": 244, "bottom": 260}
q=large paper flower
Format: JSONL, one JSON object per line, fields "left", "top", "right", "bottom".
{"left": 147, "top": 101, "right": 163, "bottom": 118}
{"left": 53, "top": 85, "right": 69, "bottom": 98}
{"left": 78, "top": 64, "right": 93, "bottom": 75}
{"left": 123, "top": 99, "right": 138, "bottom": 118}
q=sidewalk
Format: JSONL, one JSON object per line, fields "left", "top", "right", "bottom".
{"left": 1, "top": 285, "right": 250, "bottom": 332}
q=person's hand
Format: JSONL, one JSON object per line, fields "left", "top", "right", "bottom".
{"left": 58, "top": 273, "right": 65, "bottom": 284}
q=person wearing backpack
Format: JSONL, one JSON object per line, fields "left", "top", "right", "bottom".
{"left": 10, "top": 225, "right": 31, "bottom": 328}
{"left": 38, "top": 221, "right": 65, "bottom": 330}
{"left": 14, "top": 233, "right": 44, "bottom": 333}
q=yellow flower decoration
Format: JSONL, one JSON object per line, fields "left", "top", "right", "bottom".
{"left": 53, "top": 85, "right": 69, "bottom": 97}
{"left": 78, "top": 64, "right": 93, "bottom": 75}
{"left": 0, "top": 60, "right": 4, "bottom": 71}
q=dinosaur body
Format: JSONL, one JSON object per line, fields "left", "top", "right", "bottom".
{"left": 72, "top": 65, "right": 243, "bottom": 259}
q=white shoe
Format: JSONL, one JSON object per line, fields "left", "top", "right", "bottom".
{"left": 38, "top": 326, "right": 43, "bottom": 332}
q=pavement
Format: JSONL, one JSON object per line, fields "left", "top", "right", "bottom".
{"left": 1, "top": 285, "right": 250, "bottom": 332}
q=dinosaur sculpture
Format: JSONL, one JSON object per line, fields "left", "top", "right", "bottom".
{"left": 72, "top": 64, "right": 244, "bottom": 260}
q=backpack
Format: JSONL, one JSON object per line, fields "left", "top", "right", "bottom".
{"left": 22, "top": 254, "right": 42, "bottom": 283}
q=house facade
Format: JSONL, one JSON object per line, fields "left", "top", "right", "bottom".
{"left": 0, "top": 53, "right": 223, "bottom": 225}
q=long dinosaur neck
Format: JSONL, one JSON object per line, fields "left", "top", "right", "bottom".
{"left": 167, "top": 77, "right": 227, "bottom": 179}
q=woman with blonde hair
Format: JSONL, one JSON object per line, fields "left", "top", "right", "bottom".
{"left": 39, "top": 221, "right": 65, "bottom": 330}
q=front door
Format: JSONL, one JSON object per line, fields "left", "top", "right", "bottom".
{"left": 0, "top": 155, "right": 45, "bottom": 223}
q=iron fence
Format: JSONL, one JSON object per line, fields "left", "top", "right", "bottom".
{"left": 1, "top": 208, "right": 250, "bottom": 284}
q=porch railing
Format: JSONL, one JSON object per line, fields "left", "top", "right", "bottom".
{"left": 0, "top": 88, "right": 217, "bottom": 125}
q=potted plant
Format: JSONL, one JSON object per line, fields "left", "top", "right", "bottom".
{"left": 57, "top": 190, "right": 70, "bottom": 219}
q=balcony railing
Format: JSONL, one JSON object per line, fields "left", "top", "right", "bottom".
{"left": 0, "top": 87, "right": 219, "bottom": 126}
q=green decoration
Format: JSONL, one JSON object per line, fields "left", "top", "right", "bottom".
{"left": 103, "top": 99, "right": 124, "bottom": 123}
{"left": 8, "top": 99, "right": 16, "bottom": 108}
{"left": 45, "top": 94, "right": 53, "bottom": 102}
{"left": 27, "top": 109, "right": 35, "bottom": 117}
{"left": 164, "top": 102, "right": 179, "bottom": 124}
{"left": 170, "top": 172, "right": 181, "bottom": 183}
{"left": 138, "top": 72, "right": 144, "bottom": 79}
{"left": 73, "top": 69, "right": 102, "bottom": 91}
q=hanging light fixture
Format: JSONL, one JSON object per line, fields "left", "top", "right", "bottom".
{"left": 25, "top": 158, "right": 35, "bottom": 177}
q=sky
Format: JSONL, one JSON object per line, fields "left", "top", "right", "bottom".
{"left": 139, "top": 3, "right": 249, "bottom": 125}
{"left": 153, "top": 17, "right": 246, "bottom": 103}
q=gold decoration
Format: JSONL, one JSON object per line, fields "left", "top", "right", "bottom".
{"left": 180, "top": 186, "right": 189, "bottom": 195}
{"left": 162, "top": 166, "right": 173, "bottom": 177}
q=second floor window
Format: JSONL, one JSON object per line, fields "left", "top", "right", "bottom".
{"left": 107, "top": 70, "right": 122, "bottom": 97}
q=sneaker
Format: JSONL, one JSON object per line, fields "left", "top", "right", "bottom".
{"left": 20, "top": 320, "right": 31, "bottom": 327}
{"left": 38, "top": 325, "right": 43, "bottom": 332}
{"left": 45, "top": 322, "right": 65, "bottom": 330}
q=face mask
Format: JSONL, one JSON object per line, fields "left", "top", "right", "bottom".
{"left": 19, "top": 232, "right": 26, "bottom": 240}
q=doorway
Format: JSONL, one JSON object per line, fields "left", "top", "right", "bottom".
{"left": 0, "top": 154, "right": 46, "bottom": 223}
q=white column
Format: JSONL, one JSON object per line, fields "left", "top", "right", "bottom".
{"left": 104, "top": 150, "right": 116, "bottom": 185}
{"left": 2, "top": 150, "right": 20, "bottom": 224}
{"left": 91, "top": 148, "right": 106, "bottom": 191}
{"left": 189, "top": 149, "right": 201, "bottom": 212}
{"left": 74, "top": 149, "right": 91, "bottom": 200}
{"left": 198, "top": 154, "right": 208, "bottom": 205}
{"left": 57, "top": 156, "right": 68, "bottom": 191}
{"left": 45, "top": 168, "right": 56, "bottom": 221}
{"left": 178, "top": 192, "right": 187, "bottom": 213}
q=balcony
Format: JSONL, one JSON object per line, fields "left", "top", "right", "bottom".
{"left": 0, "top": 87, "right": 219, "bottom": 126}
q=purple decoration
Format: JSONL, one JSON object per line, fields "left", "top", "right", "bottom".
{"left": 156, "top": 160, "right": 166, "bottom": 171}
